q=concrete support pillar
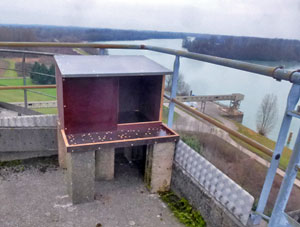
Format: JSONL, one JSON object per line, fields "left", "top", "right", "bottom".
{"left": 95, "top": 148, "right": 115, "bottom": 180}
{"left": 145, "top": 142, "right": 175, "bottom": 193}
{"left": 57, "top": 126, "right": 67, "bottom": 169}
{"left": 124, "top": 147, "right": 133, "bottom": 164}
{"left": 66, "top": 151, "right": 95, "bottom": 204}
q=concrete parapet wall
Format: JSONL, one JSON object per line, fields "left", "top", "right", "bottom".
{"left": 0, "top": 114, "right": 57, "bottom": 127}
{"left": 172, "top": 140, "right": 254, "bottom": 226}
{"left": 0, "top": 127, "right": 57, "bottom": 161}
{"left": 171, "top": 164, "right": 244, "bottom": 227}
{"left": 0, "top": 114, "right": 58, "bottom": 161}
{"left": 0, "top": 101, "right": 41, "bottom": 116}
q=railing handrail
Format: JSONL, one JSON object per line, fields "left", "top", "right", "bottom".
{"left": 0, "top": 85, "right": 56, "bottom": 90}
{"left": 0, "top": 42, "right": 299, "bottom": 84}
{"left": 0, "top": 48, "right": 55, "bottom": 56}
{"left": 0, "top": 82, "right": 274, "bottom": 157}
{"left": 164, "top": 95, "right": 273, "bottom": 156}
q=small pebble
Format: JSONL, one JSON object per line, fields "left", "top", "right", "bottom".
{"left": 129, "top": 221, "right": 135, "bottom": 226}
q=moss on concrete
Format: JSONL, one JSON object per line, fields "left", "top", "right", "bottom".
{"left": 160, "top": 191, "right": 206, "bottom": 227}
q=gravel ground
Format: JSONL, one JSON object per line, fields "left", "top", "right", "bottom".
{"left": 0, "top": 156, "right": 183, "bottom": 227}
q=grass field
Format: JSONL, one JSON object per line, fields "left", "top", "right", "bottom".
{"left": 73, "top": 48, "right": 89, "bottom": 55}
{"left": 162, "top": 106, "right": 179, "bottom": 124}
{"left": 0, "top": 58, "right": 56, "bottom": 102}
{"left": 32, "top": 108, "right": 58, "bottom": 114}
{"left": 0, "top": 59, "right": 18, "bottom": 77}
{"left": 0, "top": 78, "right": 56, "bottom": 102}
{"left": 230, "top": 121, "right": 293, "bottom": 173}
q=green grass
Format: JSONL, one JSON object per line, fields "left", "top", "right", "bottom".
{"left": 1, "top": 59, "right": 18, "bottom": 77}
{"left": 162, "top": 106, "right": 179, "bottom": 124}
{"left": 0, "top": 78, "right": 56, "bottom": 102}
{"left": 181, "top": 133, "right": 203, "bottom": 154}
{"left": 160, "top": 191, "right": 206, "bottom": 227}
{"left": 73, "top": 48, "right": 89, "bottom": 55}
{"left": 231, "top": 122, "right": 293, "bottom": 173}
{"left": 32, "top": 108, "right": 57, "bottom": 115}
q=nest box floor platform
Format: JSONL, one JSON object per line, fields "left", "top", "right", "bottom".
{"left": 63, "top": 122, "right": 179, "bottom": 152}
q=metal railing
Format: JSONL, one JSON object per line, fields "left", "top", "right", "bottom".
{"left": 0, "top": 42, "right": 299, "bottom": 226}
{"left": 0, "top": 49, "right": 56, "bottom": 108}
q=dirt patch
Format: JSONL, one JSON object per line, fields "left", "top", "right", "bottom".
{"left": 0, "top": 156, "right": 58, "bottom": 181}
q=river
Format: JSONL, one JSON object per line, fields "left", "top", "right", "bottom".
{"left": 100, "top": 39, "right": 300, "bottom": 147}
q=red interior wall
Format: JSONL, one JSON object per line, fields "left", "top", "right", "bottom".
{"left": 63, "top": 77, "right": 119, "bottom": 134}
{"left": 118, "top": 76, "right": 162, "bottom": 123}
{"left": 139, "top": 76, "right": 163, "bottom": 121}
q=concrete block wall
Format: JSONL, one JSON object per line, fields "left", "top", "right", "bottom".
{"left": 172, "top": 140, "right": 254, "bottom": 226}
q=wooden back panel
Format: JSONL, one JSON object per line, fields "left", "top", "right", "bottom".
{"left": 139, "top": 75, "right": 163, "bottom": 121}
{"left": 118, "top": 75, "right": 163, "bottom": 123}
{"left": 62, "top": 77, "right": 119, "bottom": 134}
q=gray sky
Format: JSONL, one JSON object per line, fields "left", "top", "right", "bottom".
{"left": 1, "top": 0, "right": 300, "bottom": 39}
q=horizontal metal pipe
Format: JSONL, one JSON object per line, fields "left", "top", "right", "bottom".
{"left": 253, "top": 211, "right": 270, "bottom": 221}
{"left": 27, "top": 89, "right": 56, "bottom": 99}
{"left": 0, "top": 48, "right": 55, "bottom": 56}
{"left": 0, "top": 67, "right": 56, "bottom": 78}
{"left": 0, "top": 82, "right": 274, "bottom": 157}
{"left": 144, "top": 45, "right": 300, "bottom": 84}
{"left": 164, "top": 95, "right": 273, "bottom": 157}
{"left": 0, "top": 85, "right": 56, "bottom": 90}
{"left": 29, "top": 71, "right": 56, "bottom": 78}
{"left": 0, "top": 67, "right": 23, "bottom": 73}
{"left": 0, "top": 42, "right": 299, "bottom": 84}
{"left": 0, "top": 42, "right": 141, "bottom": 49}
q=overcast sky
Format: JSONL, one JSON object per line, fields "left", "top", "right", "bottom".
{"left": 1, "top": 0, "right": 300, "bottom": 39}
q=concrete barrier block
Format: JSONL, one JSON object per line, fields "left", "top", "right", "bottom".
{"left": 66, "top": 151, "right": 95, "bottom": 204}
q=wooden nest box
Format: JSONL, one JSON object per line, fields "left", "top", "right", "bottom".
{"left": 55, "top": 55, "right": 179, "bottom": 154}
{"left": 55, "top": 55, "right": 179, "bottom": 204}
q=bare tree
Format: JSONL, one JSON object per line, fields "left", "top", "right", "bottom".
{"left": 256, "top": 94, "right": 278, "bottom": 136}
{"left": 165, "top": 73, "right": 190, "bottom": 96}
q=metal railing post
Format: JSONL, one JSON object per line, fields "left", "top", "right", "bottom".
{"left": 22, "top": 53, "right": 28, "bottom": 108}
{"left": 269, "top": 128, "right": 300, "bottom": 226}
{"left": 98, "top": 48, "right": 107, "bottom": 55}
{"left": 167, "top": 55, "right": 180, "bottom": 128}
{"left": 252, "top": 84, "right": 300, "bottom": 224}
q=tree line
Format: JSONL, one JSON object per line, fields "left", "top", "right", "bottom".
{"left": 183, "top": 35, "right": 300, "bottom": 61}
{"left": 30, "top": 62, "right": 55, "bottom": 84}
{"left": 0, "top": 25, "right": 192, "bottom": 42}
